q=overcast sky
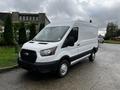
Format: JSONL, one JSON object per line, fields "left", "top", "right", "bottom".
{"left": 0, "top": 0, "right": 120, "bottom": 31}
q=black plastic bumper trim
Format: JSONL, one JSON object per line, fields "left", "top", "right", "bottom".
{"left": 18, "top": 60, "right": 59, "bottom": 73}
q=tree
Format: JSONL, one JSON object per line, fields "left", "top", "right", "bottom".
{"left": 29, "top": 23, "right": 36, "bottom": 40}
{"left": 13, "top": 23, "right": 20, "bottom": 42}
{"left": 18, "top": 22, "right": 27, "bottom": 45}
{"left": 3, "top": 15, "right": 14, "bottom": 45}
{"left": 115, "top": 29, "right": 120, "bottom": 37}
{"left": 39, "top": 23, "right": 45, "bottom": 32}
{"left": 104, "top": 22, "right": 118, "bottom": 40}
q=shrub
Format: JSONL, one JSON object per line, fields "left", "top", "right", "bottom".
{"left": 18, "top": 22, "right": 27, "bottom": 45}
{"left": 39, "top": 23, "right": 45, "bottom": 32}
{"left": 29, "top": 23, "right": 36, "bottom": 40}
{"left": 3, "top": 15, "right": 14, "bottom": 45}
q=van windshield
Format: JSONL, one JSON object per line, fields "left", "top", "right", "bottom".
{"left": 33, "top": 26, "right": 69, "bottom": 42}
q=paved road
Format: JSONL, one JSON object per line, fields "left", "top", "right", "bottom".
{"left": 0, "top": 44, "right": 120, "bottom": 90}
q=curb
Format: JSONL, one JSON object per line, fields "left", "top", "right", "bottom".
{"left": 0, "top": 65, "right": 19, "bottom": 73}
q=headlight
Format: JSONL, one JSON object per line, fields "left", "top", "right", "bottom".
{"left": 40, "top": 46, "right": 57, "bottom": 56}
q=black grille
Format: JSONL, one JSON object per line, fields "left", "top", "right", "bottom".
{"left": 20, "top": 49, "right": 37, "bottom": 63}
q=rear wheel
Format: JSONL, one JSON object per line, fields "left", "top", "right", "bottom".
{"left": 57, "top": 60, "right": 69, "bottom": 78}
{"left": 89, "top": 52, "right": 96, "bottom": 62}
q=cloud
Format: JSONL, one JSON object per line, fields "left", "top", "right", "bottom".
{"left": 12, "top": 0, "right": 46, "bottom": 12}
{"left": 45, "top": 0, "right": 88, "bottom": 21}
{"left": 78, "top": 0, "right": 120, "bottom": 28}
{"left": 0, "top": 0, "right": 120, "bottom": 29}
{"left": 0, "top": 0, "right": 14, "bottom": 11}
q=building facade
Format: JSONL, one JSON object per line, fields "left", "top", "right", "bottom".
{"left": 12, "top": 12, "right": 50, "bottom": 25}
{"left": 0, "top": 12, "right": 50, "bottom": 40}
{"left": 0, "top": 12, "right": 50, "bottom": 32}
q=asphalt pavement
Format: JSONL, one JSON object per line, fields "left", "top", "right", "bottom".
{"left": 0, "top": 43, "right": 120, "bottom": 90}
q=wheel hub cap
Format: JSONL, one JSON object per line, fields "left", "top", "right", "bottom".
{"left": 60, "top": 63, "right": 68, "bottom": 76}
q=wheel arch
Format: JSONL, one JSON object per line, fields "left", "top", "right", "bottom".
{"left": 93, "top": 47, "right": 98, "bottom": 53}
{"left": 59, "top": 55, "right": 71, "bottom": 64}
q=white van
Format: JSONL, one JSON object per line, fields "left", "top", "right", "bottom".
{"left": 18, "top": 20, "right": 98, "bottom": 77}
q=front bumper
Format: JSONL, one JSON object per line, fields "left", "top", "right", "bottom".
{"left": 18, "top": 59, "right": 59, "bottom": 73}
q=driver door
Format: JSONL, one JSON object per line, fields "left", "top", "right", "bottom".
{"left": 62, "top": 27, "right": 79, "bottom": 58}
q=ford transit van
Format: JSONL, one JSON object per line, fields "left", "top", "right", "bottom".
{"left": 18, "top": 20, "right": 98, "bottom": 77}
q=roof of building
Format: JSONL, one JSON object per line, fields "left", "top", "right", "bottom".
{"left": 0, "top": 12, "right": 50, "bottom": 23}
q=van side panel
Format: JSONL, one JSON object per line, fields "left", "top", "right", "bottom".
{"left": 79, "top": 24, "right": 98, "bottom": 41}
{"left": 77, "top": 23, "right": 98, "bottom": 56}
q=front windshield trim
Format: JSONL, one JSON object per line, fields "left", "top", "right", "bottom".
{"left": 33, "top": 26, "right": 70, "bottom": 42}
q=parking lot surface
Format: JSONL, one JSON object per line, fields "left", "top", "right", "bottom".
{"left": 0, "top": 44, "right": 120, "bottom": 90}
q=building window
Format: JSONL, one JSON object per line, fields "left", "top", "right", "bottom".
{"left": 36, "top": 17, "right": 38, "bottom": 21}
{"left": 33, "top": 17, "right": 35, "bottom": 21}
{"left": 19, "top": 16, "right": 22, "bottom": 21}
{"left": 26, "top": 16, "right": 28, "bottom": 21}
{"left": 23, "top": 16, "right": 25, "bottom": 21}
{"left": 29, "top": 16, "right": 32, "bottom": 21}
{"left": 31, "top": 17, "right": 33, "bottom": 21}
{"left": 25, "top": 16, "right": 26, "bottom": 20}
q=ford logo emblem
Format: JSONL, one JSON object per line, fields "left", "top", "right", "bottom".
{"left": 24, "top": 52, "right": 29, "bottom": 56}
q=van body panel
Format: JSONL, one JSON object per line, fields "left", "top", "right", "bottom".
{"left": 18, "top": 20, "right": 98, "bottom": 73}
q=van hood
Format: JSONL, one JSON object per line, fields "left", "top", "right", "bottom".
{"left": 22, "top": 41, "right": 59, "bottom": 51}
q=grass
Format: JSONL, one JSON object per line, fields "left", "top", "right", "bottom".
{"left": 0, "top": 47, "right": 18, "bottom": 68}
{"left": 104, "top": 40, "right": 120, "bottom": 44}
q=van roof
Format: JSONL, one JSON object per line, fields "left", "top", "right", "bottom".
{"left": 46, "top": 20, "right": 97, "bottom": 27}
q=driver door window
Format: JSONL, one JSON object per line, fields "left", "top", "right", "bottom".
{"left": 62, "top": 27, "right": 78, "bottom": 48}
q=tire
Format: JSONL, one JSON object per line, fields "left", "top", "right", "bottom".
{"left": 57, "top": 60, "right": 69, "bottom": 78}
{"left": 89, "top": 52, "right": 96, "bottom": 62}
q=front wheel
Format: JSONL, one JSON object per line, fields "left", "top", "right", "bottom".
{"left": 57, "top": 60, "right": 69, "bottom": 78}
{"left": 89, "top": 52, "right": 96, "bottom": 62}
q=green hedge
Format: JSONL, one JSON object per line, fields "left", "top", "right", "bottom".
{"left": 0, "top": 47, "right": 18, "bottom": 68}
